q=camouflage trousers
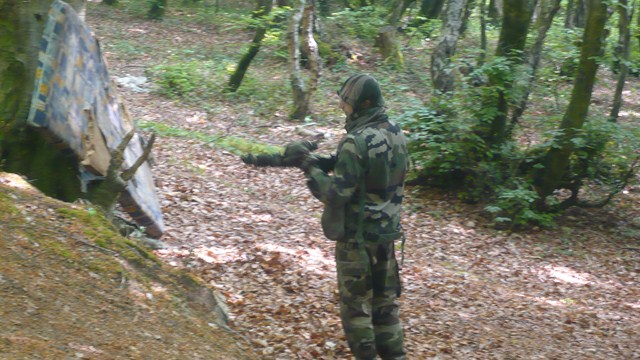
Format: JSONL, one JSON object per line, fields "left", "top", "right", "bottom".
{"left": 336, "top": 239, "right": 406, "bottom": 360}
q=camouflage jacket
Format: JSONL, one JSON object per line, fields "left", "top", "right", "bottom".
{"left": 307, "top": 107, "right": 409, "bottom": 242}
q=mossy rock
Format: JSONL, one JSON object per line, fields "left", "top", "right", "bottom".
{"left": 0, "top": 172, "right": 254, "bottom": 359}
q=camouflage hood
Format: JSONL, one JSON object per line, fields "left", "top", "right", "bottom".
{"left": 337, "top": 74, "right": 386, "bottom": 127}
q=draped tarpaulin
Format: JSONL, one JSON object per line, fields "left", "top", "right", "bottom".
{"left": 27, "top": 0, "right": 164, "bottom": 238}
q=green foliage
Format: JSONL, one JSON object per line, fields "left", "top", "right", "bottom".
{"left": 485, "top": 179, "right": 557, "bottom": 228}
{"left": 400, "top": 105, "right": 487, "bottom": 188}
{"left": 569, "top": 118, "right": 640, "bottom": 190}
{"left": 146, "top": 52, "right": 235, "bottom": 100}
{"left": 148, "top": 60, "right": 202, "bottom": 98}
{"left": 537, "top": 24, "right": 582, "bottom": 81}
{"left": 405, "top": 18, "right": 442, "bottom": 46}
{"left": 327, "top": 6, "right": 388, "bottom": 40}
{"left": 317, "top": 39, "right": 346, "bottom": 66}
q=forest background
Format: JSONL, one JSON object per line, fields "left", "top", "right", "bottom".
{"left": 1, "top": 0, "right": 640, "bottom": 358}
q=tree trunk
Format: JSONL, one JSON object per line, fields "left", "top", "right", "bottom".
{"left": 565, "top": 0, "right": 586, "bottom": 27}
{"left": 376, "top": 26, "right": 404, "bottom": 68}
{"left": 535, "top": 0, "right": 609, "bottom": 201}
{"left": 1, "top": 0, "right": 91, "bottom": 200}
{"left": 430, "top": 0, "right": 468, "bottom": 94}
{"left": 484, "top": 0, "right": 533, "bottom": 146}
{"left": 487, "top": 0, "right": 501, "bottom": 23}
{"left": 510, "top": 0, "right": 561, "bottom": 126}
{"left": 288, "top": 0, "right": 308, "bottom": 120}
{"left": 460, "top": 0, "right": 476, "bottom": 35}
{"left": 0, "top": 0, "right": 51, "bottom": 132}
{"left": 389, "top": 0, "right": 415, "bottom": 25}
{"left": 421, "top": 0, "right": 446, "bottom": 18}
{"left": 609, "top": 0, "right": 634, "bottom": 121}
{"left": 225, "top": 0, "right": 274, "bottom": 93}
{"left": 318, "top": 0, "right": 330, "bottom": 15}
{"left": 637, "top": 0, "right": 640, "bottom": 48}
{"left": 300, "top": 0, "right": 321, "bottom": 111}
{"left": 478, "top": 0, "right": 488, "bottom": 66}
{"left": 147, "top": 0, "right": 168, "bottom": 20}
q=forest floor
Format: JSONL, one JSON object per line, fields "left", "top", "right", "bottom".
{"left": 84, "top": 4, "right": 640, "bottom": 359}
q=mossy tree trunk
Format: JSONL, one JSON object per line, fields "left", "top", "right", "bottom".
{"left": 318, "top": 0, "right": 330, "bottom": 15}
{"left": 225, "top": 0, "right": 274, "bottom": 93}
{"left": 460, "top": 0, "right": 476, "bottom": 35}
{"left": 147, "top": 0, "right": 167, "bottom": 20}
{"left": 487, "top": 0, "right": 502, "bottom": 23}
{"left": 609, "top": 0, "right": 634, "bottom": 122}
{"left": 376, "top": 26, "right": 404, "bottom": 68}
{"left": 388, "top": 0, "right": 415, "bottom": 25}
{"left": 478, "top": 0, "right": 488, "bottom": 66}
{"left": 483, "top": 0, "right": 533, "bottom": 146}
{"left": 0, "top": 0, "right": 51, "bottom": 133}
{"left": 637, "top": 2, "right": 640, "bottom": 48}
{"left": 430, "top": 0, "right": 468, "bottom": 94}
{"left": 421, "top": 0, "right": 446, "bottom": 19}
{"left": 0, "top": 0, "right": 86, "bottom": 200}
{"left": 535, "top": 0, "right": 609, "bottom": 202}
{"left": 510, "top": 0, "right": 562, "bottom": 126}
{"left": 565, "top": 0, "right": 586, "bottom": 28}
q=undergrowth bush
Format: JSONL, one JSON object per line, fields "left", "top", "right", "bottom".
{"left": 147, "top": 60, "right": 204, "bottom": 98}
{"left": 326, "top": 6, "right": 388, "bottom": 41}
{"left": 402, "top": 81, "right": 640, "bottom": 229}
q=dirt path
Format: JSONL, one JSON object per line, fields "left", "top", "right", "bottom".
{"left": 88, "top": 7, "right": 640, "bottom": 359}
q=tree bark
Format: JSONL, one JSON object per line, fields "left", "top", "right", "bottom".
{"left": 535, "top": 0, "right": 609, "bottom": 201}
{"left": 637, "top": 0, "right": 640, "bottom": 48}
{"left": 421, "top": 0, "right": 446, "bottom": 18}
{"left": 487, "top": 0, "right": 502, "bottom": 23}
{"left": 510, "top": 0, "right": 562, "bottom": 126}
{"left": 300, "top": 0, "right": 321, "bottom": 110}
{"left": 376, "top": 26, "right": 404, "bottom": 68}
{"left": 478, "top": 0, "right": 488, "bottom": 66}
{"left": 609, "top": 0, "right": 634, "bottom": 121}
{"left": 225, "top": 0, "right": 274, "bottom": 93}
{"left": 0, "top": 0, "right": 51, "bottom": 132}
{"left": 430, "top": 0, "right": 468, "bottom": 94}
{"left": 1, "top": 0, "right": 91, "bottom": 200}
{"left": 565, "top": 0, "right": 587, "bottom": 27}
{"left": 288, "top": 0, "right": 308, "bottom": 120}
{"left": 484, "top": 0, "right": 533, "bottom": 146}
{"left": 147, "top": 0, "right": 168, "bottom": 20}
{"left": 460, "top": 0, "right": 476, "bottom": 35}
{"left": 389, "top": 0, "right": 415, "bottom": 25}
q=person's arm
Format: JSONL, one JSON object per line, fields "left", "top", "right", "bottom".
{"left": 305, "top": 136, "right": 364, "bottom": 206}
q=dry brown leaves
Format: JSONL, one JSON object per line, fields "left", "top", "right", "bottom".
{"left": 88, "top": 7, "right": 640, "bottom": 359}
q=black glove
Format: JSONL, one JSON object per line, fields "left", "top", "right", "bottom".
{"left": 283, "top": 141, "right": 318, "bottom": 167}
{"left": 241, "top": 154, "right": 257, "bottom": 165}
{"left": 300, "top": 154, "right": 320, "bottom": 173}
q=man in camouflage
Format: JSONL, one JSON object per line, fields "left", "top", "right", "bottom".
{"left": 303, "top": 74, "right": 409, "bottom": 359}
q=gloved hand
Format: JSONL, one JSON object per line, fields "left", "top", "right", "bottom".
{"left": 283, "top": 141, "right": 318, "bottom": 167}
{"left": 300, "top": 154, "right": 319, "bottom": 172}
{"left": 241, "top": 154, "right": 257, "bottom": 165}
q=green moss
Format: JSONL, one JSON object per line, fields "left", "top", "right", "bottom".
{"left": 2, "top": 128, "right": 83, "bottom": 200}
{"left": 46, "top": 241, "right": 76, "bottom": 261}
{"left": 139, "top": 121, "right": 282, "bottom": 155}
{"left": 0, "top": 191, "right": 19, "bottom": 219}
{"left": 87, "top": 258, "right": 122, "bottom": 279}
{"left": 55, "top": 207, "right": 156, "bottom": 263}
